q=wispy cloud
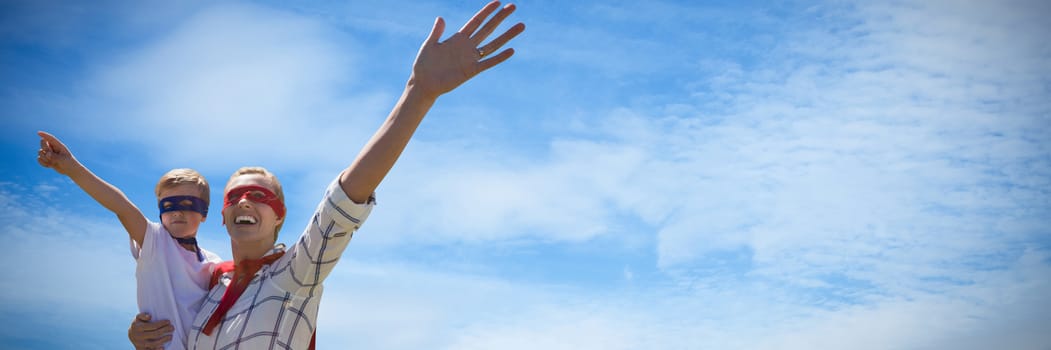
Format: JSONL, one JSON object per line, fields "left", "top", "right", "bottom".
{"left": 59, "top": 2, "right": 385, "bottom": 173}
{"left": 0, "top": 182, "right": 138, "bottom": 347}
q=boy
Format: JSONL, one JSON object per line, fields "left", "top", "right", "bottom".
{"left": 37, "top": 131, "right": 222, "bottom": 350}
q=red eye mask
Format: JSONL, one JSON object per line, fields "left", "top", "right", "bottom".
{"left": 223, "top": 185, "right": 286, "bottom": 219}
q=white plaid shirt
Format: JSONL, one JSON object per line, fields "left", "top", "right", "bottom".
{"left": 188, "top": 178, "right": 374, "bottom": 349}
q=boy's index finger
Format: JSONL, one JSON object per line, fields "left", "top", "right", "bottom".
{"left": 36, "top": 131, "right": 66, "bottom": 153}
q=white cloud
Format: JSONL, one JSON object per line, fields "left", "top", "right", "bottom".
{"left": 354, "top": 136, "right": 646, "bottom": 244}
{"left": 72, "top": 2, "right": 380, "bottom": 173}
{"left": 752, "top": 249, "right": 1051, "bottom": 350}
{"left": 563, "top": 0, "right": 1051, "bottom": 276}
{"left": 0, "top": 182, "right": 137, "bottom": 315}
{"left": 446, "top": 308, "right": 650, "bottom": 350}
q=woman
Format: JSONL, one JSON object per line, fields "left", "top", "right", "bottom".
{"left": 128, "top": 2, "right": 525, "bottom": 348}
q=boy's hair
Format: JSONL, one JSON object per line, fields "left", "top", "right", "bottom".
{"left": 226, "top": 166, "right": 285, "bottom": 241}
{"left": 155, "top": 168, "right": 210, "bottom": 204}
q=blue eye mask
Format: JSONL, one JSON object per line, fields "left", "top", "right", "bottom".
{"left": 158, "top": 195, "right": 209, "bottom": 217}
{"left": 158, "top": 195, "right": 208, "bottom": 262}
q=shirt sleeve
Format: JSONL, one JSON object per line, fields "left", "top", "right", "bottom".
{"left": 270, "top": 177, "right": 374, "bottom": 294}
{"left": 130, "top": 221, "right": 162, "bottom": 261}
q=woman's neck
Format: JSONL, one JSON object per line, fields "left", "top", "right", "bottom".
{"left": 230, "top": 238, "right": 274, "bottom": 264}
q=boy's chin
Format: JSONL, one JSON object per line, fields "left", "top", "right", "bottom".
{"left": 165, "top": 225, "right": 197, "bottom": 238}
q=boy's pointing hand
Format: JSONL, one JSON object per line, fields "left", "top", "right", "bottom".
{"left": 37, "top": 131, "right": 78, "bottom": 176}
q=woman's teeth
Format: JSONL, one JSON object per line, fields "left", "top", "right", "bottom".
{"left": 235, "top": 216, "right": 257, "bottom": 224}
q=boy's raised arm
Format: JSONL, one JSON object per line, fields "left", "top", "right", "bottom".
{"left": 338, "top": 1, "right": 525, "bottom": 203}
{"left": 37, "top": 131, "right": 148, "bottom": 246}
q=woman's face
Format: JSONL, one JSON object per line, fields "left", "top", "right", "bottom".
{"left": 222, "top": 173, "right": 284, "bottom": 245}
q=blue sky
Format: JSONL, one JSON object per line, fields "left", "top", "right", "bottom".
{"left": 2, "top": 0, "right": 1050, "bottom": 349}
